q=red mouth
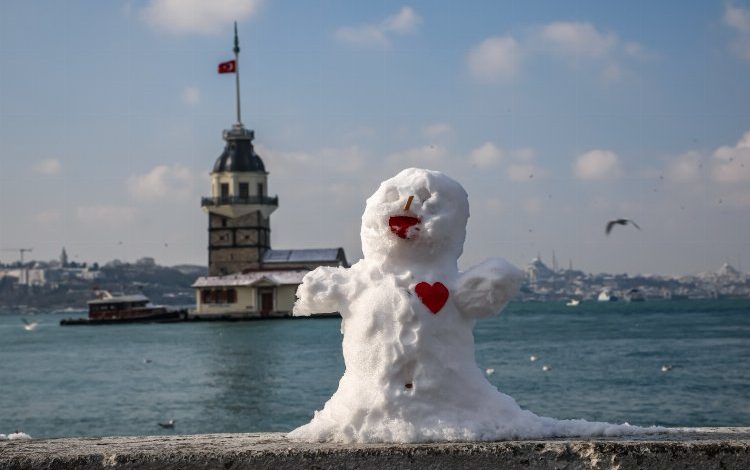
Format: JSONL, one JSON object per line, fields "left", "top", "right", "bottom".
{"left": 389, "top": 216, "right": 421, "bottom": 239}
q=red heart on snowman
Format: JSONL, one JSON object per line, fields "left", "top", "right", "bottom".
{"left": 415, "top": 282, "right": 449, "bottom": 314}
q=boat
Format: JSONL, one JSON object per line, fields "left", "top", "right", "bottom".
{"left": 625, "top": 288, "right": 645, "bottom": 302}
{"left": 60, "top": 292, "right": 186, "bottom": 325}
{"left": 597, "top": 289, "right": 619, "bottom": 302}
{"left": 565, "top": 299, "right": 581, "bottom": 307}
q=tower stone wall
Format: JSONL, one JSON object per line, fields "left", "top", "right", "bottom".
{"left": 207, "top": 211, "right": 271, "bottom": 276}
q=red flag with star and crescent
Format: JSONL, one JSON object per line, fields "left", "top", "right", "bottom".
{"left": 218, "top": 60, "right": 236, "bottom": 74}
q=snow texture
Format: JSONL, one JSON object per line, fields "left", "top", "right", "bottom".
{"left": 0, "top": 432, "right": 31, "bottom": 440}
{"left": 290, "top": 168, "right": 662, "bottom": 443}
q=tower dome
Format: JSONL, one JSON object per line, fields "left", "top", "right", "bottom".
{"left": 212, "top": 126, "right": 266, "bottom": 173}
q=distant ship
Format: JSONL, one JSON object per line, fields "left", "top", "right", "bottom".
{"left": 566, "top": 299, "right": 581, "bottom": 307}
{"left": 60, "top": 291, "right": 185, "bottom": 325}
{"left": 597, "top": 289, "right": 619, "bottom": 302}
{"left": 625, "top": 288, "right": 645, "bottom": 302}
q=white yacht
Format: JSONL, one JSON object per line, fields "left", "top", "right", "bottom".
{"left": 597, "top": 289, "right": 619, "bottom": 302}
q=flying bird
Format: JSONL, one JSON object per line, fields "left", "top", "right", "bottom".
{"left": 22, "top": 319, "right": 38, "bottom": 331}
{"left": 605, "top": 219, "right": 641, "bottom": 235}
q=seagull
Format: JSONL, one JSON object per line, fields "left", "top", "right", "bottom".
{"left": 22, "top": 319, "right": 38, "bottom": 331}
{"left": 158, "top": 420, "right": 175, "bottom": 429}
{"left": 485, "top": 368, "right": 495, "bottom": 376}
{"left": 661, "top": 365, "right": 673, "bottom": 373}
{"left": 542, "top": 365, "right": 552, "bottom": 372}
{"left": 529, "top": 355, "right": 538, "bottom": 362}
{"left": 605, "top": 219, "right": 641, "bottom": 235}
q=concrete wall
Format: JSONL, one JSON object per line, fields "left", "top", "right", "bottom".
{"left": 1, "top": 428, "right": 748, "bottom": 470}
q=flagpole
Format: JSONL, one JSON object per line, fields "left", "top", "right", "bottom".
{"left": 233, "top": 21, "right": 242, "bottom": 126}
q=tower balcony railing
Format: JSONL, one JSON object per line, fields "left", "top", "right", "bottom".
{"left": 201, "top": 195, "right": 279, "bottom": 207}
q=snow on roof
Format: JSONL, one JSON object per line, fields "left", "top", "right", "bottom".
{"left": 192, "top": 270, "right": 308, "bottom": 288}
{"left": 262, "top": 248, "right": 344, "bottom": 264}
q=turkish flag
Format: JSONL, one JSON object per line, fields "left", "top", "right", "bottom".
{"left": 218, "top": 60, "right": 236, "bottom": 74}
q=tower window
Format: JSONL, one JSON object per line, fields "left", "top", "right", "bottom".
{"left": 221, "top": 183, "right": 229, "bottom": 199}
{"left": 257, "top": 183, "right": 264, "bottom": 197}
{"left": 239, "top": 182, "right": 249, "bottom": 198}
{"left": 221, "top": 218, "right": 227, "bottom": 228}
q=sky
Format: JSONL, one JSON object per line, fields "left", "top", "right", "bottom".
{"left": 0, "top": 0, "right": 749, "bottom": 275}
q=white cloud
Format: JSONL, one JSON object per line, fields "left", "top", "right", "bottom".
{"left": 127, "top": 164, "right": 196, "bottom": 202}
{"left": 726, "top": 3, "right": 750, "bottom": 32}
{"left": 383, "top": 6, "right": 422, "bottom": 34}
{"left": 33, "top": 210, "right": 62, "bottom": 224}
{"left": 318, "top": 146, "right": 367, "bottom": 173}
{"left": 423, "top": 123, "right": 452, "bottom": 140}
{"left": 469, "top": 21, "right": 648, "bottom": 83}
{"left": 342, "top": 126, "right": 376, "bottom": 141}
{"left": 256, "top": 144, "right": 366, "bottom": 175}
{"left": 537, "top": 22, "right": 617, "bottom": 59}
{"left": 76, "top": 205, "right": 137, "bottom": 226}
{"left": 511, "top": 148, "right": 535, "bottom": 161}
{"left": 141, "top": 0, "right": 262, "bottom": 35}
{"left": 573, "top": 149, "right": 623, "bottom": 180}
{"left": 662, "top": 130, "right": 750, "bottom": 184}
{"left": 335, "top": 25, "right": 388, "bottom": 47}
{"left": 386, "top": 144, "right": 447, "bottom": 168}
{"left": 666, "top": 150, "right": 703, "bottom": 182}
{"left": 711, "top": 130, "right": 750, "bottom": 183}
{"left": 725, "top": 3, "right": 750, "bottom": 61}
{"left": 535, "top": 21, "right": 649, "bottom": 81}
{"left": 335, "top": 6, "right": 422, "bottom": 47}
{"left": 467, "top": 36, "right": 522, "bottom": 83}
{"left": 181, "top": 86, "right": 200, "bottom": 105}
{"left": 623, "top": 41, "right": 655, "bottom": 60}
{"left": 469, "top": 142, "right": 503, "bottom": 168}
{"left": 485, "top": 197, "right": 508, "bottom": 216}
{"left": 522, "top": 197, "right": 542, "bottom": 214}
{"left": 32, "top": 158, "right": 62, "bottom": 175}
{"left": 507, "top": 163, "right": 540, "bottom": 182}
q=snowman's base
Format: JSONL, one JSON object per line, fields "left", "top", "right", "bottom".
{"left": 2, "top": 428, "right": 748, "bottom": 470}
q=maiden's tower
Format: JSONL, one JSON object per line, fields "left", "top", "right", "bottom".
{"left": 192, "top": 24, "right": 347, "bottom": 318}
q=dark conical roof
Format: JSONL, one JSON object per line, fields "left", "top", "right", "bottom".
{"left": 212, "top": 125, "right": 266, "bottom": 173}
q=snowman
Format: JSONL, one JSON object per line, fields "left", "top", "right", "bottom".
{"left": 290, "top": 168, "right": 654, "bottom": 443}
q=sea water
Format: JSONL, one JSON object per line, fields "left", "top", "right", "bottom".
{"left": 0, "top": 299, "right": 748, "bottom": 438}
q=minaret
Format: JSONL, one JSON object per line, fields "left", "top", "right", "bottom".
{"left": 201, "top": 23, "right": 278, "bottom": 276}
{"left": 60, "top": 247, "right": 69, "bottom": 268}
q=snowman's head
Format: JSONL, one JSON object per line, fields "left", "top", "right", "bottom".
{"left": 361, "top": 168, "right": 469, "bottom": 264}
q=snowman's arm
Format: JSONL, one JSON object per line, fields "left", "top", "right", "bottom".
{"left": 293, "top": 266, "right": 352, "bottom": 316}
{"left": 453, "top": 258, "right": 524, "bottom": 319}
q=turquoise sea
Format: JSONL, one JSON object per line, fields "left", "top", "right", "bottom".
{"left": 1, "top": 299, "right": 749, "bottom": 438}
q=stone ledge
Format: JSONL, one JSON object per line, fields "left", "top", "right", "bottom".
{"left": 1, "top": 428, "right": 748, "bottom": 470}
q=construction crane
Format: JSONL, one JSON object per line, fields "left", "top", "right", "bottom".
{"left": 1, "top": 248, "right": 33, "bottom": 264}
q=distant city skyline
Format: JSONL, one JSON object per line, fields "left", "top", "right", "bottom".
{"left": 1, "top": 0, "right": 749, "bottom": 275}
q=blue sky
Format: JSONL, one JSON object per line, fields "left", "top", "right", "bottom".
{"left": 1, "top": 0, "right": 749, "bottom": 275}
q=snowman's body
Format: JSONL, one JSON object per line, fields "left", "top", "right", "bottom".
{"left": 291, "top": 168, "right": 654, "bottom": 443}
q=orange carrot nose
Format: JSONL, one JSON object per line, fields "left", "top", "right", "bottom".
{"left": 404, "top": 195, "right": 414, "bottom": 211}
